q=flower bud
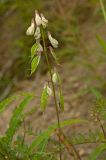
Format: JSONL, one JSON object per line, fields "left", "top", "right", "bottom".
{"left": 41, "top": 13, "right": 48, "bottom": 28}
{"left": 34, "top": 27, "right": 41, "bottom": 40}
{"left": 44, "top": 84, "right": 52, "bottom": 96}
{"left": 52, "top": 72, "right": 58, "bottom": 83}
{"left": 48, "top": 32, "right": 59, "bottom": 48}
{"left": 26, "top": 20, "right": 35, "bottom": 36}
{"left": 37, "top": 43, "right": 43, "bottom": 52}
{"left": 35, "top": 10, "right": 42, "bottom": 26}
{"left": 47, "top": 86, "right": 52, "bottom": 96}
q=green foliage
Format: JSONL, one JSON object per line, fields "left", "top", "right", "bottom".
{"left": 31, "top": 43, "right": 39, "bottom": 59}
{"left": 5, "top": 95, "right": 33, "bottom": 145}
{"left": 96, "top": 35, "right": 106, "bottom": 54}
{"left": 31, "top": 55, "right": 41, "bottom": 75}
{"left": 89, "top": 144, "right": 106, "bottom": 160}
{"left": 90, "top": 88, "right": 106, "bottom": 120}
{"left": 0, "top": 92, "right": 87, "bottom": 160}
{"left": 41, "top": 86, "right": 49, "bottom": 111}
{"left": 30, "top": 43, "right": 41, "bottom": 74}
{"left": 90, "top": 87, "right": 103, "bottom": 99}
{"left": 0, "top": 94, "right": 33, "bottom": 160}
{"left": 0, "top": 139, "right": 16, "bottom": 160}
{"left": 71, "top": 130, "right": 106, "bottom": 145}
{"left": 29, "top": 119, "right": 87, "bottom": 152}
{"left": 0, "top": 93, "right": 35, "bottom": 112}
{"left": 1, "top": 2, "right": 106, "bottom": 159}
{"left": 0, "top": 95, "right": 19, "bottom": 112}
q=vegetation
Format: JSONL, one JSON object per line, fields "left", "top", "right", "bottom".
{"left": 0, "top": 0, "right": 106, "bottom": 159}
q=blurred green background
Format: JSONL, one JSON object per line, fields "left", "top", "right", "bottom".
{"left": 0, "top": 0, "right": 106, "bottom": 100}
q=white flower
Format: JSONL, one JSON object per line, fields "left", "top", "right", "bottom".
{"left": 48, "top": 32, "right": 59, "bottom": 48}
{"left": 26, "top": 20, "right": 35, "bottom": 36}
{"left": 37, "top": 43, "right": 43, "bottom": 52}
{"left": 34, "top": 27, "right": 41, "bottom": 39}
{"left": 44, "top": 84, "right": 52, "bottom": 96}
{"left": 47, "top": 86, "right": 52, "bottom": 96}
{"left": 35, "top": 10, "right": 42, "bottom": 26}
{"left": 52, "top": 72, "right": 58, "bottom": 83}
{"left": 41, "top": 13, "right": 48, "bottom": 28}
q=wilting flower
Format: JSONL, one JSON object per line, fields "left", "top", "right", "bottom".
{"left": 48, "top": 32, "right": 59, "bottom": 48}
{"left": 34, "top": 27, "right": 41, "bottom": 39}
{"left": 26, "top": 20, "right": 35, "bottom": 36}
{"left": 35, "top": 10, "right": 42, "bottom": 26}
{"left": 41, "top": 13, "right": 48, "bottom": 28}
{"left": 44, "top": 84, "right": 52, "bottom": 96}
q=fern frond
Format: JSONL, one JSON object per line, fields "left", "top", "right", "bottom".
{"left": 0, "top": 92, "right": 35, "bottom": 113}
{"left": 70, "top": 130, "right": 106, "bottom": 145}
{"left": 29, "top": 119, "right": 87, "bottom": 153}
{"left": 4, "top": 95, "right": 33, "bottom": 145}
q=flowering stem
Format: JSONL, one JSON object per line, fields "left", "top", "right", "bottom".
{"left": 41, "top": 28, "right": 62, "bottom": 160}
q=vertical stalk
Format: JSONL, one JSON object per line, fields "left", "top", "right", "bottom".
{"left": 41, "top": 28, "right": 62, "bottom": 160}
{"left": 56, "top": 130, "right": 81, "bottom": 160}
{"left": 100, "top": 0, "right": 106, "bottom": 22}
{"left": 97, "top": 116, "right": 106, "bottom": 140}
{"left": 22, "top": 119, "right": 26, "bottom": 146}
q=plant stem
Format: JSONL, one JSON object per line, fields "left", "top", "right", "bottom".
{"left": 22, "top": 118, "right": 26, "bottom": 146}
{"left": 100, "top": 0, "right": 106, "bottom": 22}
{"left": 41, "top": 28, "right": 62, "bottom": 160}
{"left": 97, "top": 116, "right": 106, "bottom": 140}
{"left": 56, "top": 130, "right": 81, "bottom": 160}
